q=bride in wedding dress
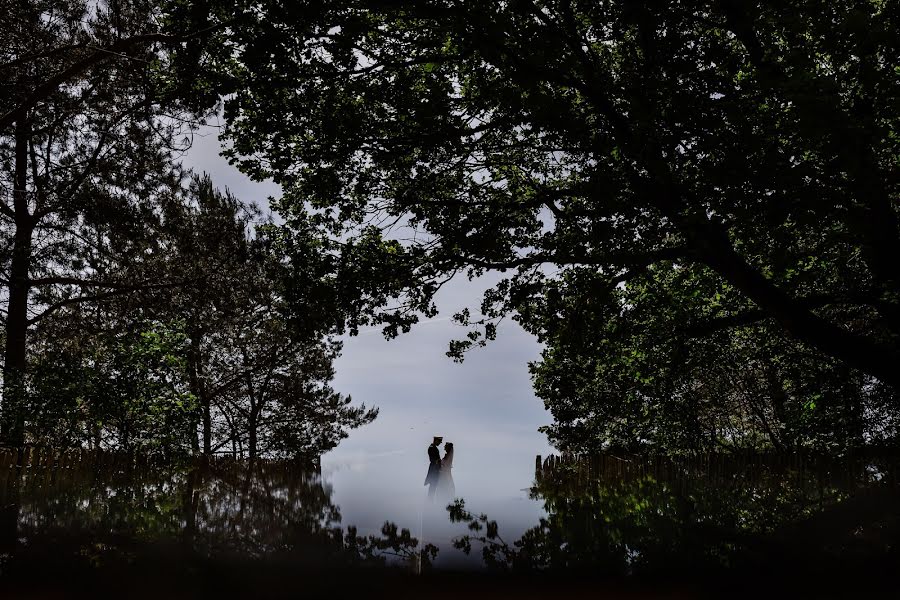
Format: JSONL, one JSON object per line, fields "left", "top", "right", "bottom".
{"left": 436, "top": 442, "right": 455, "bottom": 499}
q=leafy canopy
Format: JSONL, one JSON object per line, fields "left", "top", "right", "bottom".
{"left": 197, "top": 1, "right": 900, "bottom": 450}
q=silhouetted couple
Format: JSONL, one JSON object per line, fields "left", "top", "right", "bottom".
{"left": 424, "top": 436, "right": 455, "bottom": 500}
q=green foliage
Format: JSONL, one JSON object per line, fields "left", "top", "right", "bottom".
{"left": 528, "top": 262, "right": 900, "bottom": 452}
{"left": 451, "top": 453, "right": 900, "bottom": 575}
{"left": 0, "top": 454, "right": 400, "bottom": 577}
{"left": 1, "top": 0, "right": 215, "bottom": 444}
{"left": 448, "top": 499, "right": 513, "bottom": 569}
{"left": 6, "top": 0, "right": 900, "bottom": 455}
{"left": 155, "top": 175, "right": 379, "bottom": 458}
{"left": 26, "top": 319, "right": 196, "bottom": 455}
{"left": 1, "top": 458, "right": 433, "bottom": 574}
{"left": 203, "top": 0, "right": 900, "bottom": 452}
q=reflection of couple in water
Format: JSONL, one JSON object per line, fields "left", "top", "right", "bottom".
{"left": 424, "top": 436, "right": 455, "bottom": 500}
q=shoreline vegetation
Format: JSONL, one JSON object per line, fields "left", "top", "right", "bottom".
{"left": 1, "top": 451, "right": 897, "bottom": 590}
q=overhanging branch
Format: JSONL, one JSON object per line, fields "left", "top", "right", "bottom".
{"left": 456, "top": 245, "right": 690, "bottom": 271}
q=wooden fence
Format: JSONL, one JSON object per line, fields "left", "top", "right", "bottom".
{"left": 534, "top": 451, "right": 900, "bottom": 489}
{"left": 0, "top": 446, "right": 321, "bottom": 472}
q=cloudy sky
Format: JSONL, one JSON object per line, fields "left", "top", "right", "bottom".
{"left": 185, "top": 126, "right": 555, "bottom": 545}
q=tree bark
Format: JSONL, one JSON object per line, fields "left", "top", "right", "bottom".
{"left": 186, "top": 330, "right": 214, "bottom": 455}
{"left": 186, "top": 333, "right": 202, "bottom": 454}
{"left": 202, "top": 398, "right": 212, "bottom": 456}
{"left": 1, "top": 121, "right": 34, "bottom": 447}
{"left": 248, "top": 411, "right": 258, "bottom": 462}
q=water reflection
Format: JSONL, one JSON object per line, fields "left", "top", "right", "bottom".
{"left": 450, "top": 452, "right": 900, "bottom": 581}
{"left": 1, "top": 450, "right": 899, "bottom": 591}
{"left": 0, "top": 453, "right": 430, "bottom": 585}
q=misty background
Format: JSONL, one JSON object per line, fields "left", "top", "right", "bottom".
{"left": 185, "top": 124, "right": 555, "bottom": 546}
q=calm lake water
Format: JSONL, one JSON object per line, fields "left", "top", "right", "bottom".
{"left": 1, "top": 447, "right": 899, "bottom": 597}
{"left": 322, "top": 439, "right": 548, "bottom": 571}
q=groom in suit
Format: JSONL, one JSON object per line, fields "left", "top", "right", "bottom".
{"left": 424, "top": 436, "right": 443, "bottom": 498}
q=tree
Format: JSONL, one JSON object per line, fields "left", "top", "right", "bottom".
{"left": 450, "top": 453, "right": 900, "bottom": 575}
{"left": 210, "top": 316, "right": 378, "bottom": 461}
{"left": 203, "top": 0, "right": 900, "bottom": 447}
{"left": 149, "top": 173, "right": 261, "bottom": 454}
{"left": 150, "top": 174, "right": 378, "bottom": 458}
{"left": 15, "top": 170, "right": 378, "bottom": 457}
{"left": 25, "top": 314, "right": 196, "bottom": 454}
{"left": 527, "top": 262, "right": 898, "bottom": 452}
{"left": 0, "top": 0, "right": 218, "bottom": 445}
{"left": 1, "top": 2, "right": 384, "bottom": 456}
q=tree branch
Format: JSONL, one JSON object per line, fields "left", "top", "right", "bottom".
{"left": 456, "top": 245, "right": 689, "bottom": 271}
{"left": 1, "top": 24, "right": 224, "bottom": 131}
{"left": 27, "top": 279, "right": 196, "bottom": 325}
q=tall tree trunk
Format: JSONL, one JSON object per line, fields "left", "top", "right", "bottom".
{"left": 1, "top": 121, "right": 34, "bottom": 448}
{"left": 187, "top": 333, "right": 202, "bottom": 454}
{"left": 186, "top": 330, "right": 213, "bottom": 455}
{"left": 244, "top": 358, "right": 259, "bottom": 461}
{"left": 202, "top": 397, "right": 212, "bottom": 456}
{"left": 248, "top": 411, "right": 258, "bottom": 462}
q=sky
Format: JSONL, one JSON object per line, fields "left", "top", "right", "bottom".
{"left": 184, "top": 125, "right": 556, "bottom": 554}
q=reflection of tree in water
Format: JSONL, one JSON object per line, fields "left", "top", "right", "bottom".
{"left": 179, "top": 459, "right": 344, "bottom": 560}
{"left": 345, "top": 522, "right": 438, "bottom": 569}
{"left": 450, "top": 453, "right": 900, "bottom": 577}
{"left": 0, "top": 455, "right": 435, "bottom": 578}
